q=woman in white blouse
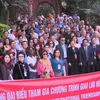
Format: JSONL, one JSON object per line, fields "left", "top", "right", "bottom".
{"left": 26, "top": 49, "right": 39, "bottom": 79}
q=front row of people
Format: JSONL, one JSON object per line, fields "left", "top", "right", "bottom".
{"left": 68, "top": 39, "right": 100, "bottom": 75}
{"left": 0, "top": 49, "right": 67, "bottom": 80}
{"left": 0, "top": 39, "right": 100, "bottom": 80}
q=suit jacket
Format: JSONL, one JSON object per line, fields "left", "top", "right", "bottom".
{"left": 90, "top": 45, "right": 100, "bottom": 60}
{"left": 63, "top": 33, "right": 72, "bottom": 45}
{"left": 56, "top": 44, "right": 68, "bottom": 59}
{"left": 67, "top": 47, "right": 79, "bottom": 64}
{"left": 79, "top": 46, "right": 94, "bottom": 66}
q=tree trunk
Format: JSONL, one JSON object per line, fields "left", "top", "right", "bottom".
{"left": 0, "top": 2, "right": 2, "bottom": 16}
{"left": 6, "top": 9, "right": 9, "bottom": 24}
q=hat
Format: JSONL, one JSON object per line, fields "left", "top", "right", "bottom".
{"left": 7, "top": 49, "right": 15, "bottom": 55}
{"left": 9, "top": 49, "right": 14, "bottom": 53}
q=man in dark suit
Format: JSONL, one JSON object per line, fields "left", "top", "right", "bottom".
{"left": 67, "top": 41, "right": 79, "bottom": 75}
{"left": 56, "top": 36, "right": 68, "bottom": 75}
{"left": 79, "top": 39, "right": 93, "bottom": 73}
{"left": 64, "top": 27, "right": 72, "bottom": 45}
{"left": 96, "top": 51, "right": 100, "bottom": 71}
{"left": 91, "top": 37, "right": 100, "bottom": 72}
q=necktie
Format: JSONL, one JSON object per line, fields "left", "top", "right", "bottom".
{"left": 93, "top": 46, "right": 96, "bottom": 54}
{"left": 85, "top": 47, "right": 88, "bottom": 61}
{"left": 93, "top": 46, "right": 96, "bottom": 59}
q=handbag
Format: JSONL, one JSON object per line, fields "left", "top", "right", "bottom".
{"left": 45, "top": 72, "right": 50, "bottom": 78}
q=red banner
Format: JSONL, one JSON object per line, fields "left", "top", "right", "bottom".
{"left": 0, "top": 72, "right": 100, "bottom": 100}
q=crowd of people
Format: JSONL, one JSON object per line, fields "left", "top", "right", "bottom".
{"left": 0, "top": 13, "right": 100, "bottom": 80}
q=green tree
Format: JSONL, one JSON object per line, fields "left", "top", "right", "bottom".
{"left": 0, "top": 0, "right": 3, "bottom": 16}
{"left": 1, "top": 0, "right": 28, "bottom": 24}
{"left": 35, "top": 3, "right": 55, "bottom": 17}
{"left": 61, "top": 0, "right": 100, "bottom": 14}
{"left": 61, "top": 0, "right": 100, "bottom": 24}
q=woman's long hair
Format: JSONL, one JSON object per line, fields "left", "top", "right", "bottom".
{"left": 41, "top": 50, "right": 48, "bottom": 59}
{"left": 53, "top": 49, "right": 61, "bottom": 58}
{"left": 0, "top": 53, "right": 13, "bottom": 69}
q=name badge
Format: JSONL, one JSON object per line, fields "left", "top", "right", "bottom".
{"left": 24, "top": 68, "right": 27, "bottom": 77}
{"left": 94, "top": 56, "right": 96, "bottom": 59}
{"left": 58, "top": 64, "right": 61, "bottom": 70}
{"left": 74, "top": 54, "right": 77, "bottom": 59}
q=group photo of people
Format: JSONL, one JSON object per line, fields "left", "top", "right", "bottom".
{"left": 0, "top": 13, "right": 100, "bottom": 80}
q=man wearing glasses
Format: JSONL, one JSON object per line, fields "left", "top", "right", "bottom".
{"left": 56, "top": 36, "right": 68, "bottom": 75}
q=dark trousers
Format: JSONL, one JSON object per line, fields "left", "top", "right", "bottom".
{"left": 29, "top": 72, "right": 40, "bottom": 79}
{"left": 80, "top": 65, "right": 85, "bottom": 74}
{"left": 63, "top": 58, "right": 68, "bottom": 75}
{"left": 68, "top": 62, "right": 78, "bottom": 75}
{"left": 95, "top": 61, "right": 100, "bottom": 71}
{"left": 81, "top": 61, "right": 91, "bottom": 73}
{"left": 92, "top": 60, "right": 97, "bottom": 72}
{"left": 86, "top": 65, "right": 91, "bottom": 73}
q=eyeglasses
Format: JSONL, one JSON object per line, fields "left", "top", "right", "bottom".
{"left": 43, "top": 53, "right": 48, "bottom": 55}
{"left": 84, "top": 42, "right": 88, "bottom": 43}
{"left": 55, "top": 52, "right": 60, "bottom": 53}
{"left": 10, "top": 55, "right": 14, "bottom": 57}
{"left": 50, "top": 42, "right": 53, "bottom": 44}
{"left": 61, "top": 39, "right": 65, "bottom": 41}
{"left": 18, "top": 56, "right": 24, "bottom": 58}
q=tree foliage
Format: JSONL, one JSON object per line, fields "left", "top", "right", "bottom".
{"left": 1, "top": 0, "right": 28, "bottom": 10}
{"left": 0, "top": 23, "right": 10, "bottom": 37}
{"left": 35, "top": 3, "right": 55, "bottom": 17}
{"left": 62, "top": 0, "right": 100, "bottom": 14}
{"left": 0, "top": 0, "right": 28, "bottom": 24}
{"left": 62, "top": 0, "right": 100, "bottom": 24}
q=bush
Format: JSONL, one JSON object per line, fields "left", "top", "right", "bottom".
{"left": 0, "top": 23, "right": 10, "bottom": 38}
